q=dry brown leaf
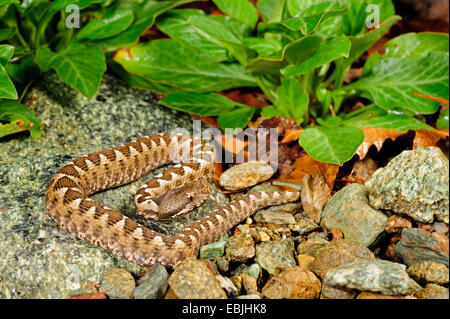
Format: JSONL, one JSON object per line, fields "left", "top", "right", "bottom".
{"left": 274, "top": 154, "right": 339, "bottom": 190}
{"left": 355, "top": 127, "right": 407, "bottom": 159}
{"left": 413, "top": 129, "right": 449, "bottom": 149}
{"left": 213, "top": 134, "right": 248, "bottom": 155}
{"left": 281, "top": 129, "right": 303, "bottom": 143}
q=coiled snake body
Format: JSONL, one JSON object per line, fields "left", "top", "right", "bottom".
{"left": 45, "top": 134, "right": 300, "bottom": 268}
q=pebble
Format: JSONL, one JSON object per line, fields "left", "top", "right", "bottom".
{"left": 254, "top": 211, "right": 296, "bottom": 224}
{"left": 242, "top": 263, "right": 262, "bottom": 279}
{"left": 199, "top": 234, "right": 229, "bottom": 260}
{"left": 69, "top": 292, "right": 108, "bottom": 299}
{"left": 413, "top": 283, "right": 449, "bottom": 299}
{"left": 356, "top": 292, "right": 413, "bottom": 299}
{"left": 230, "top": 275, "right": 243, "bottom": 295}
{"left": 406, "top": 260, "right": 449, "bottom": 285}
{"left": 301, "top": 174, "right": 331, "bottom": 223}
{"left": 310, "top": 239, "right": 375, "bottom": 279}
{"left": 236, "top": 294, "right": 263, "bottom": 299}
{"left": 394, "top": 228, "right": 449, "bottom": 266}
{"left": 167, "top": 258, "right": 227, "bottom": 299}
{"left": 215, "top": 275, "right": 238, "bottom": 296}
{"left": 297, "top": 237, "right": 330, "bottom": 257}
{"left": 214, "top": 255, "right": 230, "bottom": 273}
{"left": 253, "top": 202, "right": 302, "bottom": 215}
{"left": 241, "top": 273, "right": 259, "bottom": 294}
{"left": 296, "top": 254, "right": 315, "bottom": 270}
{"left": 225, "top": 232, "right": 256, "bottom": 262}
{"left": 351, "top": 157, "right": 378, "bottom": 184}
{"left": 320, "top": 284, "right": 357, "bottom": 299}
{"left": 290, "top": 215, "right": 320, "bottom": 234}
{"left": 255, "top": 239, "right": 297, "bottom": 275}
{"left": 262, "top": 266, "right": 321, "bottom": 299}
{"left": 321, "top": 183, "right": 388, "bottom": 247}
{"left": 385, "top": 214, "right": 413, "bottom": 234}
{"left": 219, "top": 161, "right": 275, "bottom": 190}
{"left": 433, "top": 222, "right": 449, "bottom": 234}
{"left": 134, "top": 263, "right": 169, "bottom": 299}
{"left": 324, "top": 260, "right": 415, "bottom": 296}
{"left": 365, "top": 146, "right": 449, "bottom": 224}
{"left": 99, "top": 268, "right": 136, "bottom": 299}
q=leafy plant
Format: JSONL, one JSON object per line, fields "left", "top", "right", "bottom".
{"left": 1, "top": 0, "right": 448, "bottom": 166}
{"left": 111, "top": 0, "right": 449, "bottom": 164}
{"left": 0, "top": 0, "right": 199, "bottom": 139}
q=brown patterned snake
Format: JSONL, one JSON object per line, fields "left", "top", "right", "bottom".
{"left": 45, "top": 133, "right": 301, "bottom": 268}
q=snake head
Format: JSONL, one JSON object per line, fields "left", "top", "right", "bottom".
{"left": 154, "top": 179, "right": 211, "bottom": 220}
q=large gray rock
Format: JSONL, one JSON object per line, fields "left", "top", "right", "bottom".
{"left": 0, "top": 74, "right": 227, "bottom": 298}
{"left": 321, "top": 183, "right": 388, "bottom": 247}
{"left": 365, "top": 147, "right": 449, "bottom": 224}
{"left": 324, "top": 260, "right": 416, "bottom": 296}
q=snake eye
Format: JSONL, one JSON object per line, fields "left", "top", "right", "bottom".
{"left": 188, "top": 195, "right": 194, "bottom": 201}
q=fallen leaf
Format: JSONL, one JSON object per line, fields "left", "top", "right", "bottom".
{"left": 214, "top": 134, "right": 249, "bottom": 155}
{"left": 355, "top": 127, "right": 407, "bottom": 159}
{"left": 280, "top": 129, "right": 303, "bottom": 143}
{"left": 413, "top": 129, "right": 449, "bottom": 149}
{"left": 0, "top": 206, "right": 6, "bottom": 213}
{"left": 192, "top": 115, "right": 220, "bottom": 129}
{"left": 274, "top": 154, "right": 339, "bottom": 190}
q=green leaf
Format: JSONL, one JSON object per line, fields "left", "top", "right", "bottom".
{"left": 0, "top": 44, "right": 16, "bottom": 99}
{"left": 384, "top": 32, "right": 449, "bottom": 58}
{"left": 257, "top": 0, "right": 279, "bottom": 22}
{"left": 347, "top": 52, "right": 449, "bottom": 114}
{"left": 113, "top": 39, "right": 256, "bottom": 93}
{"left": 6, "top": 55, "right": 39, "bottom": 84}
{"left": 0, "top": 65, "right": 17, "bottom": 99}
{"left": 75, "top": 7, "right": 134, "bottom": 40}
{"left": 299, "top": 125, "right": 364, "bottom": 164}
{"left": 217, "top": 106, "right": 256, "bottom": 129}
{"left": 261, "top": 105, "right": 283, "bottom": 119}
{"left": 212, "top": 0, "right": 259, "bottom": 29}
{"left": 0, "top": 44, "right": 14, "bottom": 66}
{"left": 287, "top": 0, "right": 344, "bottom": 36}
{"left": 160, "top": 92, "right": 243, "bottom": 116}
{"left": 156, "top": 9, "right": 231, "bottom": 63}
{"left": 275, "top": 77, "right": 309, "bottom": 124}
{"left": 342, "top": 105, "right": 432, "bottom": 130}
{"left": 0, "top": 27, "right": 15, "bottom": 41}
{"left": 243, "top": 37, "right": 283, "bottom": 57}
{"left": 35, "top": 43, "right": 106, "bottom": 98}
{"left": 437, "top": 108, "right": 449, "bottom": 130}
{"left": 246, "top": 34, "right": 322, "bottom": 75}
{"left": 97, "top": 0, "right": 197, "bottom": 48}
{"left": 0, "top": 99, "right": 41, "bottom": 139}
{"left": 259, "top": 8, "right": 346, "bottom": 35}
{"left": 282, "top": 36, "right": 351, "bottom": 76}
{"left": 51, "top": 0, "right": 104, "bottom": 11}
{"left": 343, "top": 15, "right": 401, "bottom": 68}
{"left": 0, "top": 0, "right": 18, "bottom": 8}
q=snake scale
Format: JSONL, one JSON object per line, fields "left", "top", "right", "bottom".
{"left": 45, "top": 133, "right": 301, "bottom": 268}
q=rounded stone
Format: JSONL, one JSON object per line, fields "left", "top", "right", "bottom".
{"left": 134, "top": 263, "right": 169, "bottom": 299}
{"left": 297, "top": 237, "right": 330, "bottom": 257}
{"left": 310, "top": 239, "right": 375, "bottom": 279}
{"left": 99, "top": 268, "right": 136, "bottom": 299}
{"left": 168, "top": 258, "right": 227, "bottom": 299}
{"left": 219, "top": 161, "right": 274, "bottom": 190}
{"left": 225, "top": 232, "right": 256, "bottom": 262}
{"left": 262, "top": 266, "right": 321, "bottom": 299}
{"left": 407, "top": 260, "right": 449, "bottom": 285}
{"left": 255, "top": 239, "right": 297, "bottom": 275}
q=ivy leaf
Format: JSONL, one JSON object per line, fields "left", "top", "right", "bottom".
{"left": 347, "top": 52, "right": 449, "bottom": 114}
{"left": 299, "top": 126, "right": 364, "bottom": 164}
{"left": 160, "top": 92, "right": 245, "bottom": 116}
{"left": 75, "top": 7, "right": 134, "bottom": 40}
{"left": 113, "top": 39, "right": 256, "bottom": 93}
{"left": 384, "top": 32, "right": 449, "bottom": 58}
{"left": 0, "top": 44, "right": 16, "bottom": 99}
{"left": 217, "top": 106, "right": 257, "bottom": 129}
{"left": 35, "top": 43, "right": 106, "bottom": 98}
{"left": 212, "top": 0, "right": 259, "bottom": 29}
{"left": 437, "top": 108, "right": 449, "bottom": 130}
{"left": 275, "top": 77, "right": 309, "bottom": 125}
{"left": 282, "top": 36, "right": 350, "bottom": 76}
{"left": 0, "top": 99, "right": 41, "bottom": 139}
